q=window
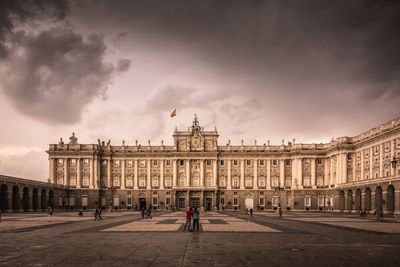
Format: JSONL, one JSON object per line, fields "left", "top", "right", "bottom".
{"left": 305, "top": 197, "right": 311, "bottom": 207}
{"left": 220, "top": 160, "right": 225, "bottom": 166}
{"left": 58, "top": 159, "right": 64, "bottom": 165}
{"left": 272, "top": 160, "right": 278, "bottom": 166}
{"left": 153, "top": 198, "right": 158, "bottom": 206}
{"left": 232, "top": 177, "right": 239, "bottom": 188}
{"left": 245, "top": 179, "right": 252, "bottom": 187}
{"left": 272, "top": 197, "right": 279, "bottom": 207}
{"left": 82, "top": 196, "right": 88, "bottom": 207}
{"left": 220, "top": 198, "right": 225, "bottom": 205}
{"left": 139, "top": 176, "right": 146, "bottom": 187}
{"left": 166, "top": 160, "right": 171, "bottom": 166}
{"left": 152, "top": 177, "right": 158, "bottom": 187}
{"left": 126, "top": 176, "right": 133, "bottom": 187}
{"left": 206, "top": 160, "right": 211, "bottom": 166}
{"left": 71, "top": 159, "right": 76, "bottom": 165}
{"left": 127, "top": 160, "right": 133, "bottom": 167}
{"left": 260, "top": 191, "right": 264, "bottom": 195}
{"left": 220, "top": 178, "right": 226, "bottom": 187}
{"left": 166, "top": 198, "right": 171, "bottom": 205}
{"left": 304, "top": 159, "right": 310, "bottom": 165}
{"left": 246, "top": 160, "right": 251, "bottom": 166}
{"left": 114, "top": 160, "right": 120, "bottom": 167}
{"left": 365, "top": 150, "right": 369, "bottom": 157}
{"left": 153, "top": 160, "right": 158, "bottom": 166}
{"left": 165, "top": 177, "right": 171, "bottom": 188}
{"left": 113, "top": 177, "right": 120, "bottom": 187}
{"left": 376, "top": 173, "right": 379, "bottom": 179}
{"left": 179, "top": 176, "right": 185, "bottom": 186}
{"left": 386, "top": 171, "right": 390, "bottom": 177}
{"left": 233, "top": 198, "right": 238, "bottom": 206}
{"left": 385, "top": 142, "right": 390, "bottom": 151}
{"left": 139, "top": 160, "right": 146, "bottom": 167}
{"left": 259, "top": 160, "right": 265, "bottom": 166}
{"left": 127, "top": 198, "right": 132, "bottom": 205}
{"left": 82, "top": 175, "right": 89, "bottom": 186}
{"left": 102, "top": 160, "right": 107, "bottom": 166}
{"left": 285, "top": 160, "right": 291, "bottom": 166}
{"left": 286, "top": 198, "right": 291, "bottom": 206}
{"left": 180, "top": 160, "right": 184, "bottom": 166}
{"left": 316, "top": 158, "right": 322, "bottom": 165}
{"left": 272, "top": 179, "right": 279, "bottom": 187}
{"left": 365, "top": 174, "right": 369, "bottom": 180}
{"left": 259, "top": 198, "right": 265, "bottom": 206}
{"left": 318, "top": 198, "right": 324, "bottom": 207}
{"left": 357, "top": 152, "right": 360, "bottom": 160}
{"left": 233, "top": 160, "right": 238, "bottom": 166}
{"left": 375, "top": 146, "right": 379, "bottom": 154}
{"left": 347, "top": 154, "right": 352, "bottom": 160}
{"left": 259, "top": 178, "right": 265, "bottom": 187}
{"left": 234, "top": 191, "right": 238, "bottom": 195}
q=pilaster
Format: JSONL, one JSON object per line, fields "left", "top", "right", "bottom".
{"left": 147, "top": 159, "right": 151, "bottom": 189}
{"left": 200, "top": 160, "right": 204, "bottom": 187}
{"left": 311, "top": 158, "right": 316, "bottom": 188}
{"left": 134, "top": 159, "right": 138, "bottom": 189}
{"left": 253, "top": 159, "right": 258, "bottom": 189}
{"left": 266, "top": 159, "right": 271, "bottom": 189}
{"left": 173, "top": 159, "right": 177, "bottom": 187}
{"left": 76, "top": 158, "right": 81, "bottom": 188}
{"left": 121, "top": 160, "right": 125, "bottom": 189}
{"left": 227, "top": 159, "right": 232, "bottom": 189}
{"left": 240, "top": 160, "right": 245, "bottom": 189}
{"left": 213, "top": 160, "right": 217, "bottom": 187}
{"left": 186, "top": 159, "right": 190, "bottom": 187}
{"left": 63, "top": 158, "right": 68, "bottom": 186}
{"left": 279, "top": 159, "right": 285, "bottom": 186}
{"left": 160, "top": 160, "right": 164, "bottom": 189}
{"left": 49, "top": 158, "right": 55, "bottom": 184}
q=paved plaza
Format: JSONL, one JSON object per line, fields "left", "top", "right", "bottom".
{"left": 1, "top": 211, "right": 400, "bottom": 266}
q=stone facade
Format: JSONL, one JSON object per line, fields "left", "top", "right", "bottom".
{"left": 1, "top": 116, "right": 400, "bottom": 214}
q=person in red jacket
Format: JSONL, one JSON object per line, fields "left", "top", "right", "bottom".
{"left": 183, "top": 208, "right": 193, "bottom": 231}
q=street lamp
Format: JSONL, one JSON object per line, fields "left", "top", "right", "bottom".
{"left": 391, "top": 157, "right": 397, "bottom": 169}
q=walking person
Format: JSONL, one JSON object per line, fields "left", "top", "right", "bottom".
{"left": 378, "top": 209, "right": 384, "bottom": 221}
{"left": 278, "top": 207, "right": 283, "bottom": 218}
{"left": 48, "top": 206, "right": 53, "bottom": 222}
{"left": 250, "top": 208, "right": 253, "bottom": 218}
{"left": 183, "top": 208, "right": 193, "bottom": 232}
{"left": 141, "top": 208, "right": 145, "bottom": 219}
{"left": 193, "top": 208, "right": 200, "bottom": 232}
{"left": 146, "top": 208, "right": 152, "bottom": 219}
{"left": 94, "top": 208, "right": 99, "bottom": 221}
{"left": 98, "top": 209, "right": 103, "bottom": 220}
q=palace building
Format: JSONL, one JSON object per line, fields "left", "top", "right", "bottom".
{"left": 1, "top": 116, "right": 399, "bottom": 213}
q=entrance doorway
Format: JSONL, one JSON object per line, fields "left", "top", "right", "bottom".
{"left": 190, "top": 198, "right": 200, "bottom": 209}
{"left": 178, "top": 198, "right": 186, "bottom": 210}
{"left": 245, "top": 198, "right": 254, "bottom": 210}
{"left": 206, "top": 198, "right": 212, "bottom": 211}
{"left": 139, "top": 198, "right": 146, "bottom": 210}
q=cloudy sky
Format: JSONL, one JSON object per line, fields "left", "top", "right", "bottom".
{"left": 0, "top": 0, "right": 399, "bottom": 181}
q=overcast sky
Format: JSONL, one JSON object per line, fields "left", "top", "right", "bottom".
{"left": 0, "top": 0, "right": 399, "bottom": 181}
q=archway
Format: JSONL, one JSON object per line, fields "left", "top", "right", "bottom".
{"left": 347, "top": 189, "right": 353, "bottom": 211}
{"left": 339, "top": 190, "right": 345, "bottom": 211}
{"left": 0, "top": 184, "right": 8, "bottom": 212}
{"left": 12, "top": 186, "right": 20, "bottom": 211}
{"left": 386, "top": 185, "right": 395, "bottom": 213}
{"left": 41, "top": 189, "right": 47, "bottom": 210}
{"left": 23, "top": 187, "right": 29, "bottom": 211}
{"left": 49, "top": 190, "right": 54, "bottom": 208}
{"left": 355, "top": 189, "right": 361, "bottom": 210}
{"left": 365, "top": 187, "right": 371, "bottom": 210}
{"left": 375, "top": 186, "right": 382, "bottom": 211}
{"left": 32, "top": 188, "right": 38, "bottom": 211}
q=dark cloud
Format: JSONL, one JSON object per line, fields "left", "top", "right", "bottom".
{"left": 1, "top": 28, "right": 118, "bottom": 124}
{"left": 117, "top": 58, "right": 131, "bottom": 72}
{"left": 0, "top": 0, "right": 69, "bottom": 58}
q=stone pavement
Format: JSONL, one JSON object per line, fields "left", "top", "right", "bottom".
{"left": 0, "top": 211, "right": 400, "bottom": 266}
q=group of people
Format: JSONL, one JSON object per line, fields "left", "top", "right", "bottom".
{"left": 93, "top": 208, "right": 103, "bottom": 221}
{"left": 141, "top": 207, "right": 152, "bottom": 219}
{"left": 374, "top": 209, "right": 384, "bottom": 221}
{"left": 360, "top": 208, "right": 367, "bottom": 218}
{"left": 183, "top": 207, "right": 200, "bottom": 232}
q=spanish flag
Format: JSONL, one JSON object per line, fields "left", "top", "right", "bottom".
{"left": 170, "top": 109, "right": 176, "bottom": 117}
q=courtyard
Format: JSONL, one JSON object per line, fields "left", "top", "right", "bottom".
{"left": 0, "top": 211, "right": 400, "bottom": 266}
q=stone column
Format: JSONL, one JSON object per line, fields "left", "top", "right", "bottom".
{"left": 298, "top": 158, "right": 303, "bottom": 188}
{"left": 213, "top": 160, "right": 218, "bottom": 187}
{"left": 391, "top": 139, "right": 395, "bottom": 176}
{"left": 76, "top": 158, "right": 81, "bottom": 188}
{"left": 160, "top": 160, "right": 164, "bottom": 189}
{"left": 291, "top": 159, "right": 297, "bottom": 187}
{"left": 107, "top": 159, "right": 112, "bottom": 188}
{"left": 89, "top": 159, "right": 93, "bottom": 188}
{"left": 186, "top": 159, "right": 190, "bottom": 187}
{"left": 352, "top": 154, "right": 356, "bottom": 182}
{"left": 94, "top": 157, "right": 99, "bottom": 189}
{"left": 311, "top": 158, "right": 316, "bottom": 188}
{"left": 330, "top": 157, "right": 334, "bottom": 186}
{"left": 64, "top": 158, "right": 68, "bottom": 186}
{"left": 121, "top": 160, "right": 125, "bottom": 189}
{"left": 147, "top": 159, "right": 151, "bottom": 189}
{"left": 360, "top": 150, "right": 364, "bottom": 180}
{"left": 342, "top": 153, "right": 347, "bottom": 184}
{"left": 227, "top": 159, "right": 232, "bottom": 189}
{"left": 133, "top": 159, "right": 138, "bottom": 189}
{"left": 279, "top": 159, "right": 285, "bottom": 187}
{"left": 49, "top": 158, "right": 55, "bottom": 184}
{"left": 253, "top": 159, "right": 258, "bottom": 189}
{"left": 240, "top": 160, "right": 245, "bottom": 189}
{"left": 173, "top": 160, "right": 177, "bottom": 187}
{"left": 336, "top": 154, "right": 341, "bottom": 184}
{"left": 361, "top": 192, "right": 365, "bottom": 210}
{"left": 394, "top": 189, "right": 400, "bottom": 215}
{"left": 266, "top": 159, "right": 271, "bottom": 189}
{"left": 379, "top": 144, "right": 384, "bottom": 178}
{"left": 200, "top": 160, "right": 205, "bottom": 187}
{"left": 369, "top": 148, "right": 373, "bottom": 180}
{"left": 324, "top": 158, "right": 329, "bottom": 186}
